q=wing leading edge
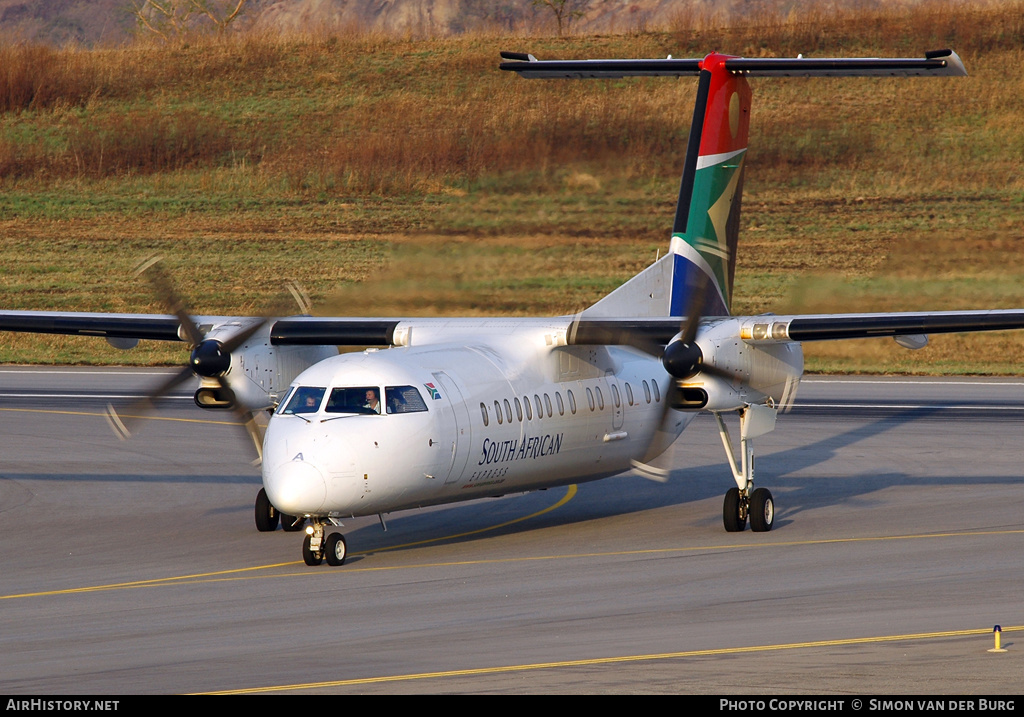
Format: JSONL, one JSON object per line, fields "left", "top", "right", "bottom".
{"left": 0, "top": 312, "right": 403, "bottom": 347}
{"left": 3, "top": 310, "right": 1023, "bottom": 348}
{"left": 564, "top": 310, "right": 1024, "bottom": 348}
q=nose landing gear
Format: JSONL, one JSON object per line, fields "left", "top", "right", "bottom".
{"left": 301, "top": 520, "right": 347, "bottom": 566}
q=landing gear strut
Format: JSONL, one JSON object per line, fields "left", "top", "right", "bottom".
{"left": 715, "top": 405, "right": 776, "bottom": 533}
{"left": 280, "top": 513, "right": 305, "bottom": 532}
{"left": 301, "top": 521, "right": 348, "bottom": 567}
{"left": 302, "top": 523, "right": 324, "bottom": 566}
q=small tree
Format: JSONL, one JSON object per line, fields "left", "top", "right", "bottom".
{"left": 131, "top": 0, "right": 248, "bottom": 41}
{"left": 195, "top": 0, "right": 249, "bottom": 37}
{"left": 532, "top": 0, "right": 591, "bottom": 37}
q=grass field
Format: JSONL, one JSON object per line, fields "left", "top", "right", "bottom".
{"left": 1, "top": 1, "right": 1022, "bottom": 373}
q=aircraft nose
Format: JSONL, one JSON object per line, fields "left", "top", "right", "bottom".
{"left": 264, "top": 459, "right": 327, "bottom": 515}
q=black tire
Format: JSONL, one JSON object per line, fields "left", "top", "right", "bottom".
{"left": 325, "top": 532, "right": 347, "bottom": 567}
{"left": 723, "top": 487, "right": 746, "bottom": 532}
{"left": 302, "top": 533, "right": 323, "bottom": 566}
{"left": 254, "top": 488, "right": 279, "bottom": 532}
{"left": 749, "top": 487, "right": 774, "bottom": 532}
{"left": 280, "top": 513, "right": 304, "bottom": 532}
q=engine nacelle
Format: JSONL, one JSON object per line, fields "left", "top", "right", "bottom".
{"left": 672, "top": 374, "right": 748, "bottom": 412}
{"left": 668, "top": 318, "right": 804, "bottom": 412}
{"left": 193, "top": 320, "right": 338, "bottom": 412}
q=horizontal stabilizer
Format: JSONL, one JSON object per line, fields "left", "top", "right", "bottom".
{"left": 500, "top": 50, "right": 965, "bottom": 78}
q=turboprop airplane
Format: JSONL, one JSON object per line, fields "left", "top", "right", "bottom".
{"left": 3, "top": 49, "right": 1024, "bottom": 567}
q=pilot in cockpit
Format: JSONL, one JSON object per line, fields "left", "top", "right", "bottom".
{"left": 364, "top": 388, "right": 381, "bottom": 414}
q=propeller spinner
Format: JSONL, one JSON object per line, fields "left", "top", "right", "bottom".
{"left": 104, "top": 256, "right": 270, "bottom": 462}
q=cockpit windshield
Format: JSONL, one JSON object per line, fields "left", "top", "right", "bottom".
{"left": 280, "top": 386, "right": 326, "bottom": 414}
{"left": 385, "top": 386, "right": 429, "bottom": 414}
{"left": 281, "top": 384, "right": 429, "bottom": 417}
{"left": 325, "top": 387, "right": 383, "bottom": 415}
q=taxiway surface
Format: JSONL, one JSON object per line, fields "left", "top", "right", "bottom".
{"left": 1, "top": 368, "right": 1021, "bottom": 694}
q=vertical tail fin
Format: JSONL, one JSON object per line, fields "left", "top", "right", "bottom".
{"left": 670, "top": 53, "right": 750, "bottom": 317}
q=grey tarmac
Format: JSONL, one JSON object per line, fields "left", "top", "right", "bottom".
{"left": 0, "top": 368, "right": 1021, "bottom": 694}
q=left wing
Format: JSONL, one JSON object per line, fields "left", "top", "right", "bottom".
{"left": 0, "top": 311, "right": 404, "bottom": 347}
{"left": 0, "top": 311, "right": 183, "bottom": 342}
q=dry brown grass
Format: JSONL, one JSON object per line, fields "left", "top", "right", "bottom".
{"left": 2, "top": 1, "right": 1019, "bottom": 194}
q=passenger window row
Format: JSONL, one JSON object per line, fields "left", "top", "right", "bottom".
{"left": 478, "top": 379, "right": 661, "bottom": 427}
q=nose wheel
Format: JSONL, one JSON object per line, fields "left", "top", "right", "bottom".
{"left": 324, "top": 532, "right": 347, "bottom": 566}
{"left": 301, "top": 521, "right": 348, "bottom": 566}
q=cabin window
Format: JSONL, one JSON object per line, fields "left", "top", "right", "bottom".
{"left": 384, "top": 386, "right": 429, "bottom": 414}
{"left": 326, "top": 386, "right": 383, "bottom": 415}
{"left": 523, "top": 396, "right": 533, "bottom": 420}
{"left": 625, "top": 383, "right": 634, "bottom": 406}
{"left": 533, "top": 394, "right": 542, "bottom": 419}
{"left": 555, "top": 392, "right": 564, "bottom": 416}
{"left": 567, "top": 389, "right": 577, "bottom": 414}
{"left": 643, "top": 380, "right": 651, "bottom": 404}
{"left": 544, "top": 393, "right": 553, "bottom": 417}
{"left": 494, "top": 400, "right": 503, "bottom": 425}
{"left": 586, "top": 387, "right": 595, "bottom": 411}
{"left": 514, "top": 397, "right": 523, "bottom": 421}
{"left": 282, "top": 386, "right": 326, "bottom": 414}
{"left": 611, "top": 384, "right": 621, "bottom": 408}
{"left": 652, "top": 380, "right": 661, "bottom": 402}
{"left": 480, "top": 403, "right": 489, "bottom": 427}
{"left": 596, "top": 386, "right": 605, "bottom": 410}
{"left": 504, "top": 399, "right": 513, "bottom": 423}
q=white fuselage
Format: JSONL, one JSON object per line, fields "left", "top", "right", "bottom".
{"left": 261, "top": 324, "right": 689, "bottom": 519}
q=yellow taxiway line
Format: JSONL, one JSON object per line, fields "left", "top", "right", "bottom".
{"left": 5, "top": 522, "right": 1022, "bottom": 600}
{"left": 197, "top": 624, "right": 1024, "bottom": 694}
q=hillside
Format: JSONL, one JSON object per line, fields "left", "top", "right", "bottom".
{"left": 0, "top": 1, "right": 1022, "bottom": 373}
{"left": 1, "top": 0, "right": 946, "bottom": 46}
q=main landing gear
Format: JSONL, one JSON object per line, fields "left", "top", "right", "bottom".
{"left": 254, "top": 488, "right": 306, "bottom": 533}
{"left": 254, "top": 488, "right": 278, "bottom": 532}
{"left": 302, "top": 520, "right": 347, "bottom": 567}
{"left": 715, "top": 404, "right": 777, "bottom": 533}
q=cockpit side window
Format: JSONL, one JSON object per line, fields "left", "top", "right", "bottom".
{"left": 281, "top": 386, "right": 326, "bottom": 414}
{"left": 385, "top": 386, "right": 428, "bottom": 414}
{"left": 325, "top": 387, "right": 382, "bottom": 415}
{"left": 274, "top": 386, "right": 296, "bottom": 414}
